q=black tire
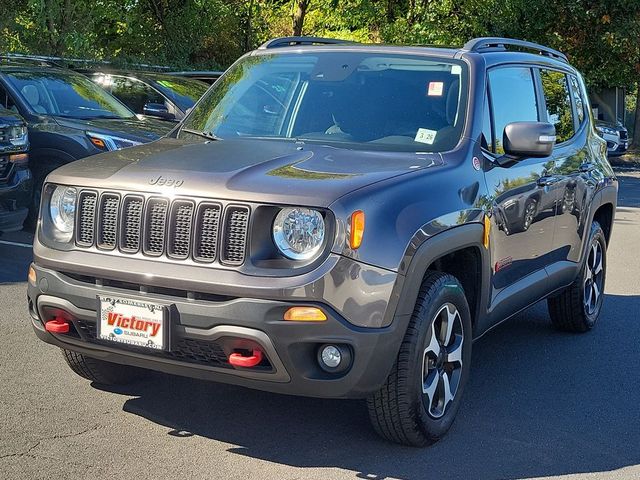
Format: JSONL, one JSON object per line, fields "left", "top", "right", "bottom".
{"left": 367, "top": 271, "right": 472, "bottom": 447}
{"left": 548, "top": 221, "right": 607, "bottom": 332}
{"left": 61, "top": 349, "right": 143, "bottom": 385}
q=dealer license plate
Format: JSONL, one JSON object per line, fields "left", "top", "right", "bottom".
{"left": 97, "top": 296, "right": 168, "bottom": 351}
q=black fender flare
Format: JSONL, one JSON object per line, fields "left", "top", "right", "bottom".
{"left": 384, "top": 222, "right": 491, "bottom": 337}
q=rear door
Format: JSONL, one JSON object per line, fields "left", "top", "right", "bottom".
{"left": 539, "top": 69, "right": 598, "bottom": 279}
{"left": 482, "top": 66, "right": 558, "bottom": 324}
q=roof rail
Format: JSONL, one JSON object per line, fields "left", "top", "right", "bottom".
{"left": 0, "top": 53, "right": 65, "bottom": 68}
{"left": 259, "top": 36, "right": 355, "bottom": 50}
{"left": 0, "top": 53, "right": 174, "bottom": 71}
{"left": 463, "top": 37, "right": 568, "bottom": 63}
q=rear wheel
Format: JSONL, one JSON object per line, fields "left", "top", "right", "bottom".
{"left": 367, "top": 271, "right": 472, "bottom": 446}
{"left": 548, "top": 221, "right": 607, "bottom": 332}
{"left": 61, "top": 349, "right": 143, "bottom": 385}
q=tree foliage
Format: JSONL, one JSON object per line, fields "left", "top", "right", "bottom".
{"left": 0, "top": 0, "right": 639, "bottom": 89}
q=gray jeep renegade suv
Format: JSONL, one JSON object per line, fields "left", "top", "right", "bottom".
{"left": 28, "top": 37, "right": 618, "bottom": 446}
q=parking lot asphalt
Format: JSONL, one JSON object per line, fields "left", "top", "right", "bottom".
{"left": 1, "top": 172, "right": 639, "bottom": 480}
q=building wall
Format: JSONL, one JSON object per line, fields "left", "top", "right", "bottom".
{"left": 591, "top": 87, "right": 626, "bottom": 124}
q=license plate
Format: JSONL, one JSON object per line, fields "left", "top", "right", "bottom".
{"left": 97, "top": 296, "right": 168, "bottom": 351}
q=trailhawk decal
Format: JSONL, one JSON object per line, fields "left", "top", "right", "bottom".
{"left": 98, "top": 296, "right": 167, "bottom": 350}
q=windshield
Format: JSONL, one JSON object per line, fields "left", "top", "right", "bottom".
{"left": 181, "top": 52, "right": 468, "bottom": 151}
{"left": 5, "top": 70, "right": 135, "bottom": 119}
{"left": 152, "top": 76, "right": 209, "bottom": 111}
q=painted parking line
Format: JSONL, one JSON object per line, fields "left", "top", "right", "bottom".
{"left": 0, "top": 240, "right": 33, "bottom": 248}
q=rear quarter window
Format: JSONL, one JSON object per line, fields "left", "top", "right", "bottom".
{"left": 540, "top": 69, "right": 575, "bottom": 143}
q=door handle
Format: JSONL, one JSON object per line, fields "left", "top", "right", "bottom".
{"left": 580, "top": 162, "right": 595, "bottom": 173}
{"left": 537, "top": 176, "right": 560, "bottom": 187}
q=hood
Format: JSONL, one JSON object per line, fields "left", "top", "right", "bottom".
{"left": 53, "top": 116, "right": 172, "bottom": 142}
{"left": 596, "top": 120, "right": 626, "bottom": 132}
{"left": 48, "top": 137, "right": 442, "bottom": 206}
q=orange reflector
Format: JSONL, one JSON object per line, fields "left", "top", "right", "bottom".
{"left": 8, "top": 153, "right": 28, "bottom": 165}
{"left": 284, "top": 307, "right": 327, "bottom": 322}
{"left": 483, "top": 214, "right": 491, "bottom": 249}
{"left": 349, "top": 210, "right": 365, "bottom": 249}
{"left": 28, "top": 265, "right": 36, "bottom": 285}
{"left": 89, "top": 136, "right": 106, "bottom": 149}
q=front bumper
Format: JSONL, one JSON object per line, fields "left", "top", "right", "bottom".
{"left": 0, "top": 167, "right": 32, "bottom": 232}
{"left": 28, "top": 263, "right": 409, "bottom": 399}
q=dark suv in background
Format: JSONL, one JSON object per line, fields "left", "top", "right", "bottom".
{"left": 80, "top": 70, "right": 209, "bottom": 121}
{"left": 0, "top": 107, "right": 30, "bottom": 232}
{"left": 0, "top": 58, "right": 172, "bottom": 221}
{"left": 28, "top": 37, "right": 616, "bottom": 447}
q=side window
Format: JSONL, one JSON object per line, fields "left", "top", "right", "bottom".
{"left": 481, "top": 90, "right": 492, "bottom": 150}
{"left": 109, "top": 77, "right": 165, "bottom": 115}
{"left": 540, "top": 69, "right": 575, "bottom": 143}
{"left": 569, "top": 75, "right": 585, "bottom": 125}
{"left": 0, "top": 83, "right": 19, "bottom": 113}
{"left": 488, "top": 67, "right": 538, "bottom": 154}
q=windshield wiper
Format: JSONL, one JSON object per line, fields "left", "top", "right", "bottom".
{"left": 181, "top": 128, "right": 222, "bottom": 141}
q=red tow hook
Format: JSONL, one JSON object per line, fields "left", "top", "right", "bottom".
{"left": 45, "top": 316, "right": 70, "bottom": 334}
{"left": 229, "top": 349, "right": 263, "bottom": 368}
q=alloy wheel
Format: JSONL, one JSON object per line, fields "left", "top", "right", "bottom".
{"left": 584, "top": 240, "right": 604, "bottom": 315}
{"left": 523, "top": 201, "right": 536, "bottom": 230}
{"left": 421, "top": 303, "right": 464, "bottom": 419}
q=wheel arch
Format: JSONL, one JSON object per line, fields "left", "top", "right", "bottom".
{"left": 592, "top": 202, "right": 614, "bottom": 246}
{"left": 388, "top": 223, "right": 490, "bottom": 336}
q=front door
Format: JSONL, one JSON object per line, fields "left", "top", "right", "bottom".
{"left": 481, "top": 66, "right": 559, "bottom": 324}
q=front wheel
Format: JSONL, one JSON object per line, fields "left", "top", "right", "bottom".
{"left": 61, "top": 349, "right": 144, "bottom": 385}
{"left": 547, "top": 221, "right": 607, "bottom": 332}
{"left": 367, "top": 271, "right": 472, "bottom": 446}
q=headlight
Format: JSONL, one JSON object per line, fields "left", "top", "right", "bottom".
{"left": 49, "top": 186, "right": 77, "bottom": 238}
{"left": 273, "top": 207, "right": 325, "bottom": 260}
{"left": 8, "top": 125, "right": 28, "bottom": 147}
{"left": 86, "top": 131, "right": 142, "bottom": 151}
{"left": 596, "top": 126, "right": 616, "bottom": 136}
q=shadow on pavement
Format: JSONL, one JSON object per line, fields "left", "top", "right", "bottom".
{"left": 97, "top": 295, "right": 640, "bottom": 480}
{"left": 617, "top": 173, "right": 640, "bottom": 208}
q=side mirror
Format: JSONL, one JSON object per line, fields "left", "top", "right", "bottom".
{"left": 496, "top": 122, "right": 556, "bottom": 167}
{"left": 143, "top": 102, "right": 175, "bottom": 120}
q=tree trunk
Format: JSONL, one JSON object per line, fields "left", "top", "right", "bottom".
{"left": 292, "top": 0, "right": 311, "bottom": 36}
{"left": 244, "top": 0, "right": 254, "bottom": 51}
{"left": 631, "top": 84, "right": 640, "bottom": 151}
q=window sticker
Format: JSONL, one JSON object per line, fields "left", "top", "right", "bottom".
{"left": 451, "top": 65, "right": 462, "bottom": 75}
{"left": 415, "top": 128, "right": 437, "bottom": 145}
{"left": 428, "top": 81, "right": 444, "bottom": 96}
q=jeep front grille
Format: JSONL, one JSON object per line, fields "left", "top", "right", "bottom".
{"left": 74, "top": 190, "right": 250, "bottom": 266}
{"left": 222, "top": 206, "right": 250, "bottom": 265}
{"left": 76, "top": 191, "right": 97, "bottom": 246}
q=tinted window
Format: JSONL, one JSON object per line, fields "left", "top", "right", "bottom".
{"left": 94, "top": 75, "right": 166, "bottom": 115}
{"left": 569, "top": 75, "right": 585, "bottom": 125}
{"left": 482, "top": 90, "right": 492, "bottom": 150}
{"left": 4, "top": 71, "right": 134, "bottom": 119}
{"left": 152, "top": 76, "right": 208, "bottom": 111}
{"left": 0, "top": 84, "right": 19, "bottom": 113}
{"left": 540, "top": 69, "right": 574, "bottom": 143}
{"left": 488, "top": 68, "right": 538, "bottom": 154}
{"left": 182, "top": 53, "right": 469, "bottom": 152}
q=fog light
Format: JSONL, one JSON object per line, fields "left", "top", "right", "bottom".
{"left": 318, "top": 344, "right": 352, "bottom": 373}
{"left": 321, "top": 345, "right": 341, "bottom": 368}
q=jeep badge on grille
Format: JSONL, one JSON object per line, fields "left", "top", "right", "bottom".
{"left": 149, "top": 175, "right": 184, "bottom": 187}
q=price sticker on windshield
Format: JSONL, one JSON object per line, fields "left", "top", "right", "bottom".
{"left": 428, "top": 81, "right": 444, "bottom": 96}
{"left": 415, "top": 128, "right": 437, "bottom": 145}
